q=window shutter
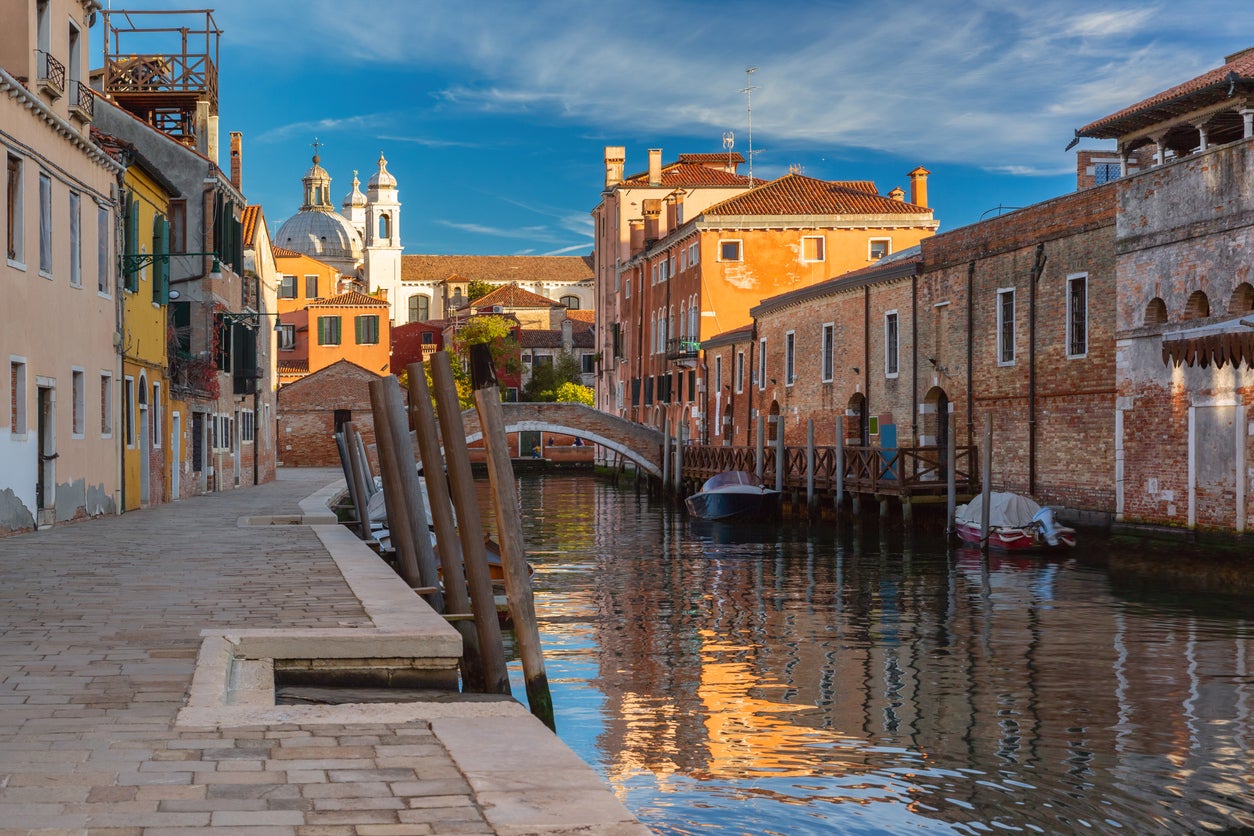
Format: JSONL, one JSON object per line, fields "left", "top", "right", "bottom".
{"left": 153, "top": 215, "right": 170, "bottom": 304}
{"left": 125, "top": 196, "right": 139, "bottom": 292}
{"left": 354, "top": 315, "right": 363, "bottom": 344}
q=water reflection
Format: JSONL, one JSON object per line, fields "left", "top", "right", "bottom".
{"left": 497, "top": 475, "right": 1254, "bottom": 835}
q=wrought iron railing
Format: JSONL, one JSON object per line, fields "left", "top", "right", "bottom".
{"left": 70, "top": 80, "right": 93, "bottom": 121}
{"left": 665, "top": 338, "right": 700, "bottom": 361}
{"left": 37, "top": 51, "right": 65, "bottom": 98}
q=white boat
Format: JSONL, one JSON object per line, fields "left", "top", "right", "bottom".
{"left": 685, "top": 471, "right": 780, "bottom": 522}
{"left": 954, "top": 492, "right": 1076, "bottom": 550}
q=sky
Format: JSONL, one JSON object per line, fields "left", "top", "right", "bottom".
{"left": 96, "top": 1, "right": 1254, "bottom": 257}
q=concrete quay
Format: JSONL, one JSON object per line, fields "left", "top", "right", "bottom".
{"left": 0, "top": 468, "right": 648, "bottom": 835}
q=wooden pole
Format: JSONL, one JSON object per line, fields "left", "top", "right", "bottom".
{"left": 354, "top": 431, "right": 374, "bottom": 494}
{"left": 430, "top": 351, "right": 511, "bottom": 696}
{"left": 469, "top": 344, "right": 555, "bottom": 730}
{"left": 368, "top": 381, "right": 424, "bottom": 590}
{"left": 806, "top": 419, "right": 815, "bottom": 515}
{"left": 774, "top": 417, "right": 785, "bottom": 493}
{"left": 946, "top": 418, "right": 957, "bottom": 539}
{"left": 338, "top": 428, "right": 371, "bottom": 539}
{"left": 835, "top": 415, "right": 845, "bottom": 510}
{"left": 755, "top": 415, "right": 765, "bottom": 478}
{"left": 661, "top": 417, "right": 670, "bottom": 497}
{"left": 405, "top": 363, "right": 482, "bottom": 691}
{"left": 980, "top": 412, "right": 993, "bottom": 550}
{"left": 674, "top": 424, "right": 683, "bottom": 495}
{"left": 380, "top": 377, "right": 443, "bottom": 610}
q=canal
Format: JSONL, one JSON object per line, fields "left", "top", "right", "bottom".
{"left": 491, "top": 473, "right": 1254, "bottom": 835}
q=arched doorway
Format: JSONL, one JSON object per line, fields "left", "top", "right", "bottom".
{"left": 923, "top": 386, "right": 950, "bottom": 480}
{"left": 846, "top": 392, "right": 866, "bottom": 447}
{"left": 767, "top": 399, "right": 781, "bottom": 442}
{"left": 137, "top": 374, "right": 150, "bottom": 505}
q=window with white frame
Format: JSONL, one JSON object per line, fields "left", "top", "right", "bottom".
{"left": 688, "top": 301, "right": 698, "bottom": 341}
{"left": 152, "top": 382, "right": 162, "bottom": 448}
{"left": 317, "top": 315, "right": 342, "bottom": 346}
{"left": 714, "top": 354, "right": 723, "bottom": 394}
{"left": 278, "top": 275, "right": 297, "bottom": 299}
{"left": 354, "top": 315, "right": 380, "bottom": 345}
{"left": 10, "top": 360, "right": 27, "bottom": 435}
{"left": 885, "top": 311, "right": 900, "bottom": 377}
{"left": 720, "top": 239, "right": 743, "bottom": 262}
{"left": 785, "top": 331, "right": 796, "bottom": 385}
{"left": 822, "top": 323, "right": 834, "bottom": 382}
{"left": 71, "top": 368, "right": 84, "bottom": 436}
{"left": 123, "top": 376, "right": 135, "bottom": 448}
{"left": 69, "top": 191, "right": 81, "bottom": 287}
{"left": 277, "top": 324, "right": 295, "bottom": 350}
{"left": 97, "top": 204, "right": 109, "bottom": 295}
{"left": 758, "top": 338, "right": 767, "bottom": 390}
{"left": 735, "top": 350, "right": 745, "bottom": 393}
{"left": 240, "top": 409, "right": 255, "bottom": 444}
{"left": 625, "top": 276, "right": 631, "bottom": 299}
{"left": 869, "top": 238, "right": 891, "bottom": 260}
{"left": 802, "top": 235, "right": 825, "bottom": 262}
{"left": 997, "top": 288, "right": 1016, "bottom": 365}
{"left": 99, "top": 372, "right": 112, "bottom": 436}
{"left": 689, "top": 240, "right": 699, "bottom": 265}
{"left": 6, "top": 154, "right": 24, "bottom": 265}
{"left": 1067, "top": 273, "right": 1088, "bottom": 358}
{"left": 38, "top": 171, "right": 52, "bottom": 276}
{"left": 304, "top": 274, "right": 319, "bottom": 299}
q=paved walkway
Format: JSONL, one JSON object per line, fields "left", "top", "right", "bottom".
{"left": 0, "top": 469, "right": 647, "bottom": 835}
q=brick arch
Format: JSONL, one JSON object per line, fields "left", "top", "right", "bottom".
{"left": 1183, "top": 290, "right": 1210, "bottom": 320}
{"left": 1228, "top": 282, "right": 1254, "bottom": 314}
{"left": 1144, "top": 297, "right": 1168, "bottom": 326}
{"left": 459, "top": 403, "right": 664, "bottom": 478}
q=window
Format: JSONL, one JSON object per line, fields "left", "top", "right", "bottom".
{"left": 521, "top": 352, "right": 532, "bottom": 366}
{"left": 822, "top": 323, "right": 834, "bottom": 382}
{"left": 152, "top": 382, "right": 162, "bottom": 448}
{"left": 240, "top": 409, "right": 254, "bottom": 444}
{"left": 168, "top": 200, "right": 186, "bottom": 254}
{"left": 885, "top": 311, "right": 899, "bottom": 377}
{"left": 869, "top": 238, "right": 891, "bottom": 260}
{"left": 277, "top": 324, "right": 295, "bottom": 350}
{"left": 997, "top": 288, "right": 1015, "bottom": 365}
{"left": 625, "top": 277, "right": 631, "bottom": 299}
{"left": 560, "top": 295, "right": 580, "bottom": 310}
{"left": 1067, "top": 273, "right": 1088, "bottom": 358}
{"left": 10, "top": 361, "right": 27, "bottom": 435}
{"left": 71, "top": 369, "right": 84, "bottom": 436}
{"left": 69, "top": 191, "right": 81, "bottom": 287}
{"left": 355, "top": 315, "right": 379, "bottom": 345}
{"left": 689, "top": 240, "right": 699, "bottom": 266}
{"left": 123, "top": 376, "right": 135, "bottom": 448}
{"left": 714, "top": 355, "right": 723, "bottom": 394}
{"left": 758, "top": 338, "right": 767, "bottom": 390}
{"left": 8, "top": 154, "right": 24, "bottom": 263}
{"left": 421, "top": 332, "right": 435, "bottom": 345}
{"left": 1093, "top": 162, "right": 1121, "bottom": 185}
{"left": 99, "top": 372, "right": 112, "bottom": 436}
{"left": 279, "top": 275, "right": 297, "bottom": 299}
{"left": 304, "top": 274, "right": 319, "bottom": 299}
{"left": 735, "top": 350, "right": 745, "bottom": 393}
{"left": 408, "top": 294, "right": 429, "bottom": 322}
{"left": 581, "top": 354, "right": 595, "bottom": 374}
{"left": 97, "top": 205, "right": 109, "bottom": 294}
{"left": 784, "top": 331, "right": 796, "bottom": 385}
{"left": 38, "top": 171, "right": 52, "bottom": 276}
{"left": 720, "top": 239, "right": 743, "bottom": 262}
{"left": 378, "top": 213, "right": 391, "bottom": 241}
{"left": 802, "top": 235, "right": 825, "bottom": 262}
{"left": 317, "top": 315, "right": 342, "bottom": 345}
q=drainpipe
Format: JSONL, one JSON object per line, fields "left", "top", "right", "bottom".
{"left": 966, "top": 261, "right": 975, "bottom": 449}
{"left": 1028, "top": 243, "right": 1047, "bottom": 495}
{"left": 252, "top": 271, "right": 261, "bottom": 487}
{"left": 746, "top": 322, "right": 757, "bottom": 447}
{"left": 911, "top": 271, "right": 918, "bottom": 445}
{"left": 114, "top": 180, "right": 126, "bottom": 515}
{"left": 863, "top": 285, "right": 870, "bottom": 445}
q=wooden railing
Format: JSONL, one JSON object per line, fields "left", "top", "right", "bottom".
{"left": 683, "top": 442, "right": 977, "bottom": 497}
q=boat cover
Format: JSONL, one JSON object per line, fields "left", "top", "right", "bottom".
{"left": 954, "top": 492, "right": 1043, "bottom": 528}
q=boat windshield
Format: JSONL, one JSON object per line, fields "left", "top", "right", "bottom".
{"left": 701, "top": 471, "right": 763, "bottom": 491}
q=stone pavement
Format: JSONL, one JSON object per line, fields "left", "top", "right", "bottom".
{"left": 0, "top": 468, "right": 648, "bottom": 835}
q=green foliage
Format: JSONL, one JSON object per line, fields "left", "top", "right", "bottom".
{"left": 466, "top": 279, "right": 496, "bottom": 303}
{"left": 554, "top": 381, "right": 594, "bottom": 405}
{"left": 523, "top": 351, "right": 587, "bottom": 402}
{"left": 448, "top": 314, "right": 520, "bottom": 407}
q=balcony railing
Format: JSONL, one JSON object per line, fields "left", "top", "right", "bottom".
{"left": 70, "top": 81, "right": 93, "bottom": 121}
{"left": 37, "top": 50, "right": 65, "bottom": 99}
{"left": 665, "top": 338, "right": 701, "bottom": 362}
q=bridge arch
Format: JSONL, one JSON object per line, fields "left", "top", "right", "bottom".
{"left": 458, "top": 403, "right": 665, "bottom": 479}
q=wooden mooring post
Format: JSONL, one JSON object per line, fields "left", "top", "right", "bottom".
{"left": 469, "top": 344, "right": 555, "bottom": 730}
{"left": 774, "top": 418, "right": 785, "bottom": 493}
{"left": 339, "top": 424, "right": 373, "bottom": 539}
{"left": 755, "top": 415, "right": 765, "bottom": 479}
{"left": 367, "top": 383, "right": 426, "bottom": 593}
{"left": 405, "top": 363, "right": 483, "bottom": 692}
{"left": 946, "top": 420, "right": 957, "bottom": 539}
{"left": 835, "top": 415, "right": 845, "bottom": 512}
{"left": 980, "top": 413, "right": 993, "bottom": 550}
{"left": 430, "top": 352, "right": 511, "bottom": 696}
{"left": 806, "top": 419, "right": 816, "bottom": 516}
{"left": 661, "top": 417, "right": 670, "bottom": 498}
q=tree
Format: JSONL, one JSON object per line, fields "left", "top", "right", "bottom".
{"left": 448, "top": 314, "right": 520, "bottom": 409}
{"left": 466, "top": 279, "right": 496, "bottom": 304}
{"left": 522, "top": 351, "right": 587, "bottom": 402}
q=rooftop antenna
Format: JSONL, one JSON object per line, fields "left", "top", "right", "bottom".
{"left": 723, "top": 131, "right": 734, "bottom": 170}
{"left": 741, "top": 67, "right": 758, "bottom": 185}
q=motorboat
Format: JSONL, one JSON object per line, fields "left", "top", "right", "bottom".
{"left": 685, "top": 471, "right": 780, "bottom": 522}
{"left": 953, "top": 491, "right": 1076, "bottom": 550}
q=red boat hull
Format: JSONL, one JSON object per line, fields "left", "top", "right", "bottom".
{"left": 954, "top": 521, "right": 1076, "bottom": 551}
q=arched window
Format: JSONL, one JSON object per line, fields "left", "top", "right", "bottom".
{"left": 1228, "top": 282, "right": 1254, "bottom": 314}
{"left": 679, "top": 301, "right": 687, "bottom": 339}
{"left": 668, "top": 307, "right": 676, "bottom": 350}
{"left": 688, "top": 299, "right": 698, "bottom": 340}
{"left": 408, "top": 294, "right": 430, "bottom": 323}
{"left": 560, "top": 294, "right": 580, "bottom": 310}
{"left": 1184, "top": 290, "right": 1210, "bottom": 320}
{"left": 1144, "top": 297, "right": 1167, "bottom": 325}
{"left": 378, "top": 213, "right": 391, "bottom": 241}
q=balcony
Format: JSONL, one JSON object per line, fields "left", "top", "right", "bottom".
{"left": 70, "top": 81, "right": 93, "bottom": 122}
{"left": 666, "top": 338, "right": 701, "bottom": 366}
{"left": 37, "top": 51, "right": 65, "bottom": 99}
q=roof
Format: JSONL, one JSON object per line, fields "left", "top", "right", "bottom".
{"left": 277, "top": 359, "right": 309, "bottom": 375}
{"left": 703, "top": 172, "right": 928, "bottom": 217}
{"left": 751, "top": 245, "right": 923, "bottom": 318}
{"left": 401, "top": 254, "right": 593, "bottom": 284}
{"left": 677, "top": 152, "right": 745, "bottom": 165}
{"left": 271, "top": 245, "right": 305, "bottom": 258}
{"left": 566, "top": 309, "right": 595, "bottom": 324}
{"left": 621, "top": 161, "right": 754, "bottom": 188}
{"left": 700, "top": 324, "right": 755, "bottom": 350}
{"left": 518, "top": 329, "right": 595, "bottom": 349}
{"left": 92, "top": 127, "right": 182, "bottom": 198}
{"left": 1080, "top": 46, "right": 1254, "bottom": 138}
{"left": 242, "top": 205, "right": 261, "bottom": 249}
{"left": 307, "top": 290, "right": 389, "bottom": 308}
{"left": 471, "top": 285, "right": 562, "bottom": 310}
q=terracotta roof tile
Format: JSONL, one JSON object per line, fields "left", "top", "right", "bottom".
{"left": 1080, "top": 47, "right": 1254, "bottom": 137}
{"left": 307, "top": 290, "right": 389, "bottom": 308}
{"left": 470, "top": 285, "right": 562, "bottom": 310}
{"left": 677, "top": 152, "right": 745, "bottom": 165}
{"left": 242, "top": 205, "right": 261, "bottom": 249}
{"left": 519, "top": 330, "right": 562, "bottom": 348}
{"left": 401, "top": 254, "right": 592, "bottom": 283}
{"left": 566, "top": 309, "right": 595, "bottom": 324}
{"left": 703, "top": 173, "right": 929, "bottom": 217}
{"left": 271, "top": 245, "right": 305, "bottom": 258}
{"left": 278, "top": 359, "right": 309, "bottom": 375}
{"left": 622, "top": 162, "right": 754, "bottom": 188}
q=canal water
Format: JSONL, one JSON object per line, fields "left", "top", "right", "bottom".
{"left": 491, "top": 473, "right": 1253, "bottom": 835}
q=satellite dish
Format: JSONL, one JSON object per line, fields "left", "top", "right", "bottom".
{"left": 723, "top": 131, "right": 734, "bottom": 150}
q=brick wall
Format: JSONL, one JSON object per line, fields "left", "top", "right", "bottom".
{"left": 277, "top": 361, "right": 384, "bottom": 469}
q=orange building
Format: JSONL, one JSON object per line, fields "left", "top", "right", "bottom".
{"left": 277, "top": 290, "right": 391, "bottom": 384}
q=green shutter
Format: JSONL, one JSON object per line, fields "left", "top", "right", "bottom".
{"left": 153, "top": 215, "right": 170, "bottom": 304}
{"left": 354, "top": 315, "right": 363, "bottom": 344}
{"left": 125, "top": 196, "right": 139, "bottom": 293}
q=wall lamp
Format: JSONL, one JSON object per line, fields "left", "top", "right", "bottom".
{"left": 220, "top": 308, "right": 286, "bottom": 332}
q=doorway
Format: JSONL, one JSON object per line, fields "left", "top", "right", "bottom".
{"left": 171, "top": 411, "right": 181, "bottom": 500}
{"left": 138, "top": 377, "right": 150, "bottom": 505}
{"left": 35, "top": 383, "right": 56, "bottom": 528}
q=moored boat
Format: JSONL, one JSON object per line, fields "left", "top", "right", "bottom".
{"left": 685, "top": 470, "right": 780, "bottom": 522}
{"left": 953, "top": 491, "right": 1076, "bottom": 550}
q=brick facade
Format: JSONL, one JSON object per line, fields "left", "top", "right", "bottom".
{"left": 276, "top": 360, "right": 383, "bottom": 470}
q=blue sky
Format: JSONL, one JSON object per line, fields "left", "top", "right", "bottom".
{"left": 98, "top": 1, "right": 1253, "bottom": 256}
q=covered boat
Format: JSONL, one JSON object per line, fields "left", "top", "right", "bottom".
{"left": 685, "top": 471, "right": 780, "bottom": 522}
{"left": 953, "top": 492, "right": 1076, "bottom": 550}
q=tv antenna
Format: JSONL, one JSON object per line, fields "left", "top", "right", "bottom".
{"left": 723, "top": 131, "right": 734, "bottom": 168}
{"left": 741, "top": 67, "right": 758, "bottom": 185}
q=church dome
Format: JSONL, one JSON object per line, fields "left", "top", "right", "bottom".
{"left": 368, "top": 153, "right": 397, "bottom": 190}
{"left": 275, "top": 210, "right": 364, "bottom": 263}
{"left": 342, "top": 171, "right": 366, "bottom": 209}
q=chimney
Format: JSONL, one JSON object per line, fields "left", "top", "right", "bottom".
{"left": 561, "top": 318, "right": 573, "bottom": 353}
{"left": 229, "top": 132, "right": 243, "bottom": 191}
{"left": 648, "top": 148, "right": 662, "bottom": 186}
{"left": 642, "top": 199, "right": 662, "bottom": 241}
{"left": 888, "top": 186, "right": 905, "bottom": 202}
{"left": 629, "top": 219, "right": 645, "bottom": 253}
{"left": 908, "top": 167, "right": 930, "bottom": 208}
{"left": 604, "top": 146, "right": 625, "bottom": 189}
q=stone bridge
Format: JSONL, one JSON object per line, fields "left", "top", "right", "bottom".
{"left": 459, "top": 403, "right": 665, "bottom": 479}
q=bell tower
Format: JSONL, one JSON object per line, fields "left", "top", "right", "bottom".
{"left": 364, "top": 153, "right": 403, "bottom": 322}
